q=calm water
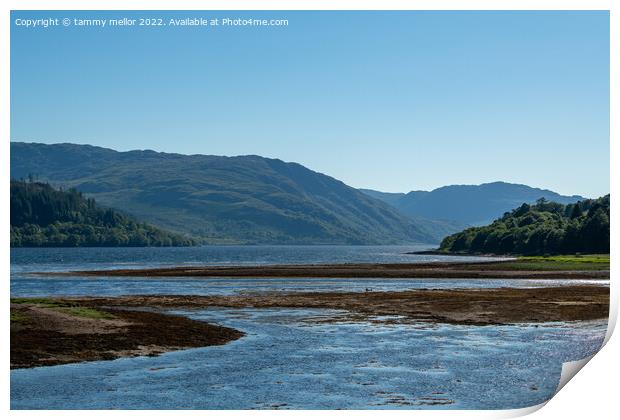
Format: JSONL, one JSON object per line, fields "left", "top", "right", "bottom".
{"left": 10, "top": 246, "right": 609, "bottom": 410}
{"left": 10, "top": 245, "right": 606, "bottom": 297}
{"left": 11, "top": 244, "right": 499, "bottom": 273}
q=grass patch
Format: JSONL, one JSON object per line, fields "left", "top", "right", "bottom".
{"left": 11, "top": 298, "right": 115, "bottom": 320}
{"left": 519, "top": 255, "right": 609, "bottom": 264}
{"left": 10, "top": 310, "right": 29, "bottom": 323}
{"left": 55, "top": 307, "right": 116, "bottom": 320}
{"left": 490, "top": 254, "right": 609, "bottom": 271}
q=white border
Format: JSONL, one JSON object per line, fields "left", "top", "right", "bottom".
{"left": 2, "top": 1, "right": 616, "bottom": 419}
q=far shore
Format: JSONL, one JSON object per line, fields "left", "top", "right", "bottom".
{"left": 405, "top": 250, "right": 513, "bottom": 257}
{"left": 52, "top": 259, "right": 610, "bottom": 280}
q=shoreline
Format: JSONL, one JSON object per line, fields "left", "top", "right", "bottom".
{"left": 405, "top": 250, "right": 514, "bottom": 257}
{"left": 10, "top": 300, "right": 244, "bottom": 369}
{"left": 54, "top": 260, "right": 610, "bottom": 280}
{"left": 11, "top": 285, "right": 609, "bottom": 369}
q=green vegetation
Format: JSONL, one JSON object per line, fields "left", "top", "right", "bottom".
{"left": 440, "top": 195, "right": 610, "bottom": 255}
{"left": 11, "top": 180, "right": 196, "bottom": 247}
{"left": 362, "top": 182, "right": 584, "bottom": 227}
{"left": 10, "top": 298, "right": 115, "bottom": 319}
{"left": 488, "top": 255, "right": 610, "bottom": 271}
{"left": 11, "top": 142, "right": 449, "bottom": 244}
{"left": 519, "top": 254, "right": 609, "bottom": 264}
{"left": 10, "top": 311, "right": 29, "bottom": 323}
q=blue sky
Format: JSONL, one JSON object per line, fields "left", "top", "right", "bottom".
{"left": 11, "top": 11, "right": 609, "bottom": 197}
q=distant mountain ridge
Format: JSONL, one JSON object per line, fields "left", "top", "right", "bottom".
{"left": 361, "top": 182, "right": 585, "bottom": 227}
{"left": 11, "top": 142, "right": 452, "bottom": 245}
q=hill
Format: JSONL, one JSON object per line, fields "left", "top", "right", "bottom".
{"left": 11, "top": 142, "right": 448, "bottom": 245}
{"left": 10, "top": 180, "right": 196, "bottom": 247}
{"left": 361, "top": 182, "right": 584, "bottom": 226}
{"left": 438, "top": 195, "right": 610, "bottom": 255}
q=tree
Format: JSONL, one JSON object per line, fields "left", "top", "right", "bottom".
{"left": 10, "top": 180, "right": 197, "bottom": 247}
{"left": 440, "top": 195, "right": 609, "bottom": 255}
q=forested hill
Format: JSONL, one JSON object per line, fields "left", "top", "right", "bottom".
{"left": 439, "top": 195, "right": 610, "bottom": 255}
{"left": 10, "top": 180, "right": 196, "bottom": 247}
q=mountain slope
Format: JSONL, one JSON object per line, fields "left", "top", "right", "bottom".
{"left": 361, "top": 182, "right": 585, "bottom": 227}
{"left": 439, "top": 195, "right": 610, "bottom": 255}
{"left": 11, "top": 142, "right": 444, "bottom": 245}
{"left": 10, "top": 180, "right": 195, "bottom": 247}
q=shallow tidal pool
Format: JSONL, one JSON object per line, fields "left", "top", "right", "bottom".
{"left": 10, "top": 308, "right": 606, "bottom": 410}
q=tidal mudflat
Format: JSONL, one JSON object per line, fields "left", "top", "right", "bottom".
{"left": 10, "top": 246, "right": 610, "bottom": 410}
{"left": 11, "top": 307, "right": 607, "bottom": 409}
{"left": 10, "top": 298, "right": 243, "bottom": 369}
{"left": 71, "top": 285, "right": 609, "bottom": 326}
{"left": 62, "top": 261, "right": 609, "bottom": 280}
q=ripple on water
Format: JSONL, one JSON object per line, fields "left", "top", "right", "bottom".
{"left": 10, "top": 308, "right": 607, "bottom": 410}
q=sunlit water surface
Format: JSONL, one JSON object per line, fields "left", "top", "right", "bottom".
{"left": 10, "top": 246, "right": 608, "bottom": 409}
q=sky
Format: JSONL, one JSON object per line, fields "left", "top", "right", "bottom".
{"left": 10, "top": 10, "right": 610, "bottom": 197}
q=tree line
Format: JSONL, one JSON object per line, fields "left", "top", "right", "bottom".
{"left": 439, "top": 195, "right": 609, "bottom": 255}
{"left": 10, "top": 180, "right": 196, "bottom": 247}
